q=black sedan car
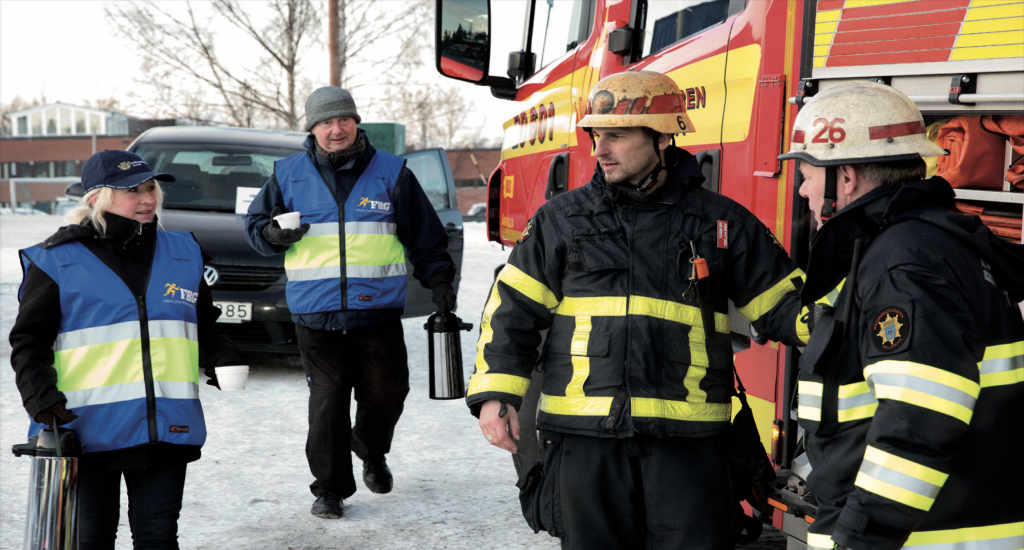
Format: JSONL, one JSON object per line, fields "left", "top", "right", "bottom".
{"left": 69, "top": 126, "right": 463, "bottom": 354}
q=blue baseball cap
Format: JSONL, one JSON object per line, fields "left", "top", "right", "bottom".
{"left": 81, "top": 150, "right": 175, "bottom": 193}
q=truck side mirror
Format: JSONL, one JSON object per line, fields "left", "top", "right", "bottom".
{"left": 507, "top": 51, "right": 536, "bottom": 84}
{"left": 435, "top": 0, "right": 491, "bottom": 84}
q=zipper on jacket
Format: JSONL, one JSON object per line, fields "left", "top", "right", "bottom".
{"left": 609, "top": 204, "right": 636, "bottom": 434}
{"left": 136, "top": 294, "right": 158, "bottom": 442}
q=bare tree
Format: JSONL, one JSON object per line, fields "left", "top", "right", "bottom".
{"left": 331, "top": 0, "right": 430, "bottom": 95}
{"left": 382, "top": 84, "right": 487, "bottom": 151}
{"left": 1, "top": 95, "right": 43, "bottom": 136}
{"left": 107, "top": 0, "right": 319, "bottom": 130}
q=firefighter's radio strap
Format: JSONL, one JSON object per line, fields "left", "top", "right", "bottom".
{"left": 682, "top": 240, "right": 718, "bottom": 338}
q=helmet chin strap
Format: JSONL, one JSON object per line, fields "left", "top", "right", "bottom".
{"left": 635, "top": 137, "right": 665, "bottom": 192}
{"left": 820, "top": 165, "right": 837, "bottom": 222}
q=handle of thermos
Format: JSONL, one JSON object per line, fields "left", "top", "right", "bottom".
{"left": 458, "top": 321, "right": 474, "bottom": 331}
{"left": 52, "top": 418, "right": 62, "bottom": 459}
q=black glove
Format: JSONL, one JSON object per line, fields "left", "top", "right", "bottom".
{"left": 262, "top": 206, "right": 310, "bottom": 246}
{"left": 33, "top": 402, "right": 79, "bottom": 426}
{"left": 203, "top": 367, "right": 221, "bottom": 390}
{"left": 431, "top": 282, "right": 457, "bottom": 314}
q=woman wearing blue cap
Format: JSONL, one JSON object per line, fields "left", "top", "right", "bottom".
{"left": 9, "top": 149, "right": 245, "bottom": 549}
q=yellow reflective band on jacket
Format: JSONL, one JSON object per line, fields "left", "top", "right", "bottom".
{"left": 738, "top": 268, "right": 803, "bottom": 323}
{"left": 855, "top": 445, "right": 949, "bottom": 511}
{"left": 806, "top": 532, "right": 835, "bottom": 550}
{"left": 903, "top": 521, "right": 1024, "bottom": 550}
{"left": 979, "top": 341, "right": 1024, "bottom": 388}
{"left": 466, "top": 372, "right": 531, "bottom": 397}
{"left": 865, "top": 361, "right": 980, "bottom": 425}
{"left": 344, "top": 232, "right": 405, "bottom": 268}
{"left": 566, "top": 316, "right": 593, "bottom": 397}
{"left": 796, "top": 278, "right": 845, "bottom": 344}
{"left": 798, "top": 380, "right": 823, "bottom": 421}
{"left": 837, "top": 381, "right": 877, "bottom": 422}
{"left": 497, "top": 263, "right": 560, "bottom": 309}
{"left": 470, "top": 284, "right": 503, "bottom": 382}
{"left": 53, "top": 320, "right": 198, "bottom": 392}
{"left": 631, "top": 397, "right": 731, "bottom": 422}
{"left": 556, "top": 296, "right": 627, "bottom": 316}
{"left": 540, "top": 393, "right": 613, "bottom": 416}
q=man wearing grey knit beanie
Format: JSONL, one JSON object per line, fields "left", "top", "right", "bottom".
{"left": 244, "top": 86, "right": 457, "bottom": 520}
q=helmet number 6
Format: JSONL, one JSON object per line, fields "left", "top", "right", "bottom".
{"left": 811, "top": 118, "right": 846, "bottom": 144}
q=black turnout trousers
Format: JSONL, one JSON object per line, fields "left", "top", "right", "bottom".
{"left": 538, "top": 430, "right": 734, "bottom": 550}
{"left": 296, "top": 319, "right": 410, "bottom": 499}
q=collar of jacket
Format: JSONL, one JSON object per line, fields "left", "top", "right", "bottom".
{"left": 303, "top": 128, "right": 377, "bottom": 172}
{"left": 39, "top": 212, "right": 158, "bottom": 250}
{"left": 589, "top": 146, "right": 705, "bottom": 206}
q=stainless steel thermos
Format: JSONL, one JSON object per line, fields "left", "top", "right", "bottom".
{"left": 12, "top": 426, "right": 83, "bottom": 550}
{"left": 425, "top": 312, "right": 474, "bottom": 400}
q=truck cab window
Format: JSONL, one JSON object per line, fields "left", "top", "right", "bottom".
{"left": 529, "top": 0, "right": 593, "bottom": 70}
{"left": 637, "top": 0, "right": 739, "bottom": 59}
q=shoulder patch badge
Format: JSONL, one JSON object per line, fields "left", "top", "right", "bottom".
{"left": 767, "top": 229, "right": 784, "bottom": 250}
{"left": 872, "top": 306, "right": 909, "bottom": 352}
{"left": 517, "top": 218, "right": 534, "bottom": 244}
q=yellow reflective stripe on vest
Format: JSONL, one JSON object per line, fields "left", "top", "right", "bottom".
{"left": 345, "top": 232, "right": 405, "bottom": 266}
{"left": 631, "top": 397, "right": 731, "bottom": 422}
{"left": 539, "top": 393, "right": 613, "bottom": 416}
{"left": 150, "top": 337, "right": 200, "bottom": 383}
{"left": 566, "top": 316, "right": 593, "bottom": 397}
{"left": 466, "top": 372, "right": 531, "bottom": 397}
{"left": 556, "top": 296, "right": 627, "bottom": 316}
{"left": 865, "top": 361, "right": 980, "bottom": 425}
{"left": 837, "top": 381, "right": 877, "bottom": 422}
{"left": 64, "top": 380, "right": 199, "bottom": 408}
{"left": 738, "top": 268, "right": 803, "bottom": 323}
{"left": 498, "top": 263, "right": 560, "bottom": 309}
{"left": 285, "top": 233, "right": 341, "bottom": 280}
{"left": 855, "top": 445, "right": 949, "bottom": 511}
{"left": 979, "top": 341, "right": 1024, "bottom": 388}
{"left": 798, "top": 380, "right": 823, "bottom": 421}
{"left": 903, "top": 521, "right": 1024, "bottom": 550}
{"left": 806, "top": 532, "right": 835, "bottom": 550}
{"left": 55, "top": 340, "right": 143, "bottom": 391}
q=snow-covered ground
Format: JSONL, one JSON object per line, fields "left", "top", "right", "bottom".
{"left": 1, "top": 216, "right": 786, "bottom": 549}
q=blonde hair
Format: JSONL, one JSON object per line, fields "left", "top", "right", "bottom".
{"left": 64, "top": 181, "right": 164, "bottom": 237}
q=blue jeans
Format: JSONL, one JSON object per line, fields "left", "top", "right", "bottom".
{"left": 77, "top": 465, "right": 188, "bottom": 550}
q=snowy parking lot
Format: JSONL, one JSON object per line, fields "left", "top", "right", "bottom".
{"left": 1, "top": 216, "right": 786, "bottom": 549}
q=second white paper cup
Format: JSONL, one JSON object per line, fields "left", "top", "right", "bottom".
{"left": 274, "top": 211, "right": 301, "bottom": 230}
{"left": 215, "top": 365, "right": 250, "bottom": 391}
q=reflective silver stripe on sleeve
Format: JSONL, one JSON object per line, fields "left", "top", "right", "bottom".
{"left": 147, "top": 320, "right": 198, "bottom": 341}
{"left": 345, "top": 221, "right": 397, "bottom": 235}
{"left": 859, "top": 459, "right": 942, "bottom": 502}
{"left": 54, "top": 321, "right": 141, "bottom": 351}
{"left": 980, "top": 355, "right": 1024, "bottom": 376}
{"left": 304, "top": 222, "right": 340, "bottom": 238}
{"left": 867, "top": 373, "right": 977, "bottom": 410}
{"left": 346, "top": 263, "right": 407, "bottom": 279}
{"left": 63, "top": 380, "right": 199, "bottom": 408}
{"left": 800, "top": 393, "right": 822, "bottom": 409}
{"left": 285, "top": 265, "right": 343, "bottom": 282}
{"left": 838, "top": 391, "right": 877, "bottom": 411}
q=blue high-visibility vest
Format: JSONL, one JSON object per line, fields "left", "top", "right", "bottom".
{"left": 275, "top": 151, "right": 407, "bottom": 314}
{"left": 20, "top": 230, "right": 206, "bottom": 453}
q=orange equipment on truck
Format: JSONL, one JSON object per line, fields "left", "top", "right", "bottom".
{"left": 434, "top": 0, "right": 1023, "bottom": 546}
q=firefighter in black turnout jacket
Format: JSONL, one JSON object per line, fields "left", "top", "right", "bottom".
{"left": 780, "top": 82, "right": 1024, "bottom": 550}
{"left": 467, "top": 71, "right": 808, "bottom": 549}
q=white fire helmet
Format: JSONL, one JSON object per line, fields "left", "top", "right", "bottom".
{"left": 577, "top": 71, "right": 696, "bottom": 135}
{"left": 779, "top": 81, "right": 946, "bottom": 166}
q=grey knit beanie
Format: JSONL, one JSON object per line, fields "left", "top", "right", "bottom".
{"left": 304, "top": 86, "right": 361, "bottom": 131}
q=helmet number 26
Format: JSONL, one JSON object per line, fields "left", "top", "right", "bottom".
{"left": 811, "top": 118, "right": 846, "bottom": 144}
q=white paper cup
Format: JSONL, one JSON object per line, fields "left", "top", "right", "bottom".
{"left": 215, "top": 365, "right": 250, "bottom": 391}
{"left": 274, "top": 211, "right": 301, "bottom": 230}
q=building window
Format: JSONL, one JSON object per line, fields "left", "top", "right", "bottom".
{"left": 31, "top": 113, "right": 42, "bottom": 135}
{"left": 75, "top": 111, "right": 86, "bottom": 134}
{"left": 89, "top": 113, "right": 101, "bottom": 135}
{"left": 46, "top": 108, "right": 57, "bottom": 135}
{"left": 17, "top": 116, "right": 28, "bottom": 135}
{"left": 61, "top": 108, "right": 72, "bottom": 135}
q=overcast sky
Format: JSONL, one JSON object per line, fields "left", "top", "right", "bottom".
{"left": 0, "top": 0, "right": 525, "bottom": 142}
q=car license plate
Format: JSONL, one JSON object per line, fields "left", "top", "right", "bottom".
{"left": 214, "top": 301, "right": 252, "bottom": 324}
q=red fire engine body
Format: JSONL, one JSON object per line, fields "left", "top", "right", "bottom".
{"left": 436, "top": 0, "right": 1024, "bottom": 545}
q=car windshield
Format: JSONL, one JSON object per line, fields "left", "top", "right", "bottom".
{"left": 134, "top": 143, "right": 302, "bottom": 212}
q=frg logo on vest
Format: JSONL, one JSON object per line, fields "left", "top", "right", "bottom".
{"left": 164, "top": 283, "right": 198, "bottom": 306}
{"left": 357, "top": 197, "right": 392, "bottom": 212}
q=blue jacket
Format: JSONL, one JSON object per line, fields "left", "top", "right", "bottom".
{"left": 244, "top": 131, "right": 455, "bottom": 330}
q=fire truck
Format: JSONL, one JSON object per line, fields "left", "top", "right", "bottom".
{"left": 434, "top": 0, "right": 1024, "bottom": 545}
